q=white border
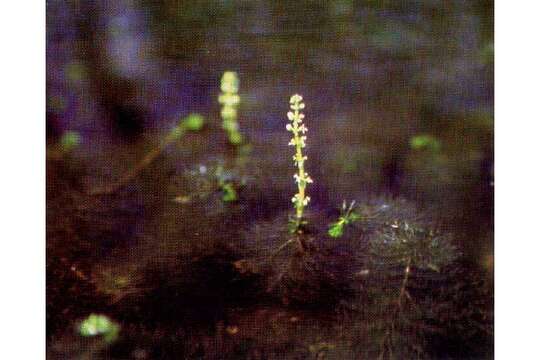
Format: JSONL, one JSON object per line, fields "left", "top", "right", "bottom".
{"left": 496, "top": 0, "right": 540, "bottom": 358}
{"left": 0, "top": 1, "right": 46, "bottom": 358}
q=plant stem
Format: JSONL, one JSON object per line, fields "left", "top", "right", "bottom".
{"left": 89, "top": 126, "right": 185, "bottom": 195}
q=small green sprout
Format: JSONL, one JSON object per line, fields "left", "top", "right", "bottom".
{"left": 328, "top": 200, "right": 361, "bottom": 238}
{"left": 59, "top": 131, "right": 81, "bottom": 152}
{"left": 287, "top": 94, "right": 313, "bottom": 233}
{"left": 182, "top": 113, "right": 205, "bottom": 132}
{"left": 79, "top": 314, "right": 120, "bottom": 343}
{"left": 215, "top": 165, "right": 238, "bottom": 202}
{"left": 218, "top": 71, "right": 243, "bottom": 145}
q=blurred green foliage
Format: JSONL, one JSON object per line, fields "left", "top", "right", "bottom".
{"left": 79, "top": 314, "right": 120, "bottom": 343}
{"left": 65, "top": 61, "right": 87, "bottom": 83}
{"left": 60, "top": 131, "right": 81, "bottom": 152}
{"left": 220, "top": 182, "right": 238, "bottom": 202}
{"left": 410, "top": 134, "right": 441, "bottom": 152}
{"left": 182, "top": 113, "right": 205, "bottom": 132}
{"left": 216, "top": 165, "right": 238, "bottom": 202}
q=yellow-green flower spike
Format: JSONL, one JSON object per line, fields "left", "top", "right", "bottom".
{"left": 218, "top": 71, "right": 243, "bottom": 145}
{"left": 287, "top": 94, "right": 313, "bottom": 232}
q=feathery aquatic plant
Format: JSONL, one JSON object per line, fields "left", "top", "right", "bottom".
{"left": 287, "top": 94, "right": 313, "bottom": 233}
{"left": 218, "top": 71, "right": 243, "bottom": 145}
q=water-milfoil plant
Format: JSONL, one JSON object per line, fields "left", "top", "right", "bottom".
{"left": 218, "top": 71, "right": 243, "bottom": 145}
{"left": 371, "top": 220, "right": 458, "bottom": 272}
{"left": 287, "top": 94, "right": 313, "bottom": 233}
{"left": 328, "top": 200, "right": 361, "bottom": 238}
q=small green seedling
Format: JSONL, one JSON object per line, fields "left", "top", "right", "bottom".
{"left": 218, "top": 71, "right": 243, "bottom": 145}
{"left": 79, "top": 314, "right": 120, "bottom": 343}
{"left": 328, "top": 200, "right": 361, "bottom": 237}
{"left": 287, "top": 94, "right": 313, "bottom": 233}
{"left": 215, "top": 165, "right": 238, "bottom": 202}
{"left": 59, "top": 131, "right": 81, "bottom": 152}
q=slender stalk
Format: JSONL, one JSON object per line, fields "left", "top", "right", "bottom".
{"left": 397, "top": 257, "right": 412, "bottom": 309}
{"left": 89, "top": 115, "right": 206, "bottom": 195}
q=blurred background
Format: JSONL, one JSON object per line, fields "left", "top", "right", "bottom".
{"left": 47, "top": 0, "right": 493, "bottom": 263}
